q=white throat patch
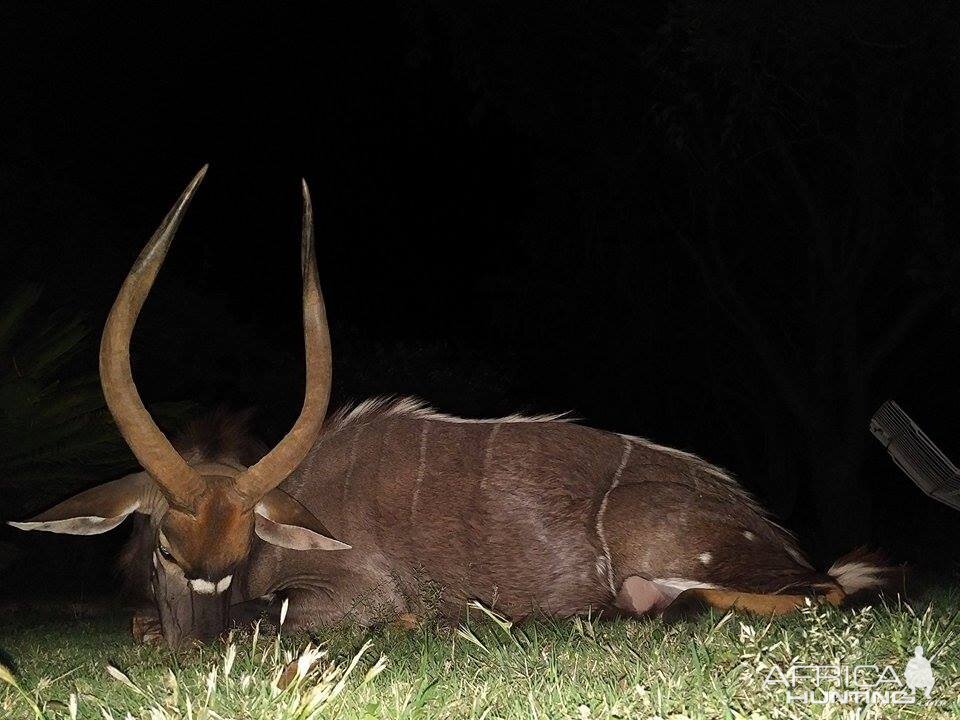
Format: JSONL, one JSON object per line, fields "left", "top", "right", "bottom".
{"left": 189, "top": 575, "right": 232, "bottom": 595}
{"left": 190, "top": 578, "right": 217, "bottom": 594}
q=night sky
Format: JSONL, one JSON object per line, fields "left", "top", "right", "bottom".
{"left": 1, "top": 1, "right": 958, "bottom": 597}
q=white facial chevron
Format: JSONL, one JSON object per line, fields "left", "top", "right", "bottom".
{"left": 189, "top": 574, "right": 232, "bottom": 595}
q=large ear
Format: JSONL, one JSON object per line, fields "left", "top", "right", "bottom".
{"left": 7, "top": 472, "right": 158, "bottom": 535}
{"left": 255, "top": 489, "right": 350, "bottom": 551}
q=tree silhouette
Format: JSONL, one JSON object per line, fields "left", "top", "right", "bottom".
{"left": 649, "top": 1, "right": 958, "bottom": 554}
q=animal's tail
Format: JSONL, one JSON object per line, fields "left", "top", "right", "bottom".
{"left": 824, "top": 547, "right": 902, "bottom": 604}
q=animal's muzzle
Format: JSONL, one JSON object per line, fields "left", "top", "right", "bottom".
{"left": 153, "top": 565, "right": 231, "bottom": 649}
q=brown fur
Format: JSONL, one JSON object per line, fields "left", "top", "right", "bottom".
{"left": 118, "top": 410, "right": 264, "bottom": 599}
{"left": 162, "top": 478, "right": 253, "bottom": 580}
{"left": 23, "top": 172, "right": 893, "bottom": 646}
{"left": 115, "top": 399, "right": 888, "bottom": 632}
{"left": 118, "top": 514, "right": 155, "bottom": 604}
{"left": 243, "top": 398, "right": 874, "bottom": 626}
{"left": 171, "top": 408, "right": 267, "bottom": 467}
{"left": 664, "top": 589, "right": 827, "bottom": 619}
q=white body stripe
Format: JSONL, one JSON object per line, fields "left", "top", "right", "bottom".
{"left": 595, "top": 438, "right": 634, "bottom": 594}
{"left": 410, "top": 421, "right": 430, "bottom": 520}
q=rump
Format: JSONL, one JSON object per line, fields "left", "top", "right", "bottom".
{"left": 601, "top": 482, "right": 833, "bottom": 595}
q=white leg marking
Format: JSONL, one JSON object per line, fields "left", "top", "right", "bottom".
{"left": 651, "top": 577, "right": 720, "bottom": 602}
{"left": 596, "top": 438, "right": 633, "bottom": 594}
{"left": 342, "top": 426, "right": 363, "bottom": 506}
{"left": 699, "top": 552, "right": 712, "bottom": 565}
{"left": 216, "top": 575, "right": 233, "bottom": 594}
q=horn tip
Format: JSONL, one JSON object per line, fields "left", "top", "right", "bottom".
{"left": 192, "top": 164, "right": 210, "bottom": 185}
{"left": 300, "top": 178, "right": 315, "bottom": 272}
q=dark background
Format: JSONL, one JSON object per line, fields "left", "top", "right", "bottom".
{"left": 1, "top": 1, "right": 958, "bottom": 599}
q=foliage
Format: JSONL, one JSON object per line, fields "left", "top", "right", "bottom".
{"left": 412, "top": 1, "right": 960, "bottom": 560}
{"left": 1, "top": 591, "right": 959, "bottom": 718}
{"left": 636, "top": 1, "right": 959, "bottom": 556}
{"left": 0, "top": 285, "right": 191, "bottom": 518}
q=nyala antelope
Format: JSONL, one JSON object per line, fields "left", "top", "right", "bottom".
{"left": 10, "top": 167, "right": 890, "bottom": 649}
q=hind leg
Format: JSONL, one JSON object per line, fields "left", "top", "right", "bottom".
{"left": 602, "top": 483, "right": 839, "bottom": 616}
{"left": 601, "top": 483, "right": 737, "bottom": 593}
{"left": 662, "top": 588, "right": 820, "bottom": 621}
{"left": 612, "top": 576, "right": 833, "bottom": 619}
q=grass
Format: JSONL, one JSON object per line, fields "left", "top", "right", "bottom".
{"left": 1, "top": 593, "right": 958, "bottom": 719}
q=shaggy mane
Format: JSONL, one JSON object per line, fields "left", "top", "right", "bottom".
{"left": 172, "top": 408, "right": 267, "bottom": 467}
{"left": 324, "top": 396, "right": 571, "bottom": 435}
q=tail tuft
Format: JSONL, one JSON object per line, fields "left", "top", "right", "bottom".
{"left": 827, "top": 548, "right": 900, "bottom": 597}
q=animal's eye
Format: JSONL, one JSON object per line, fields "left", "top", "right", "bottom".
{"left": 158, "top": 545, "right": 175, "bottom": 562}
